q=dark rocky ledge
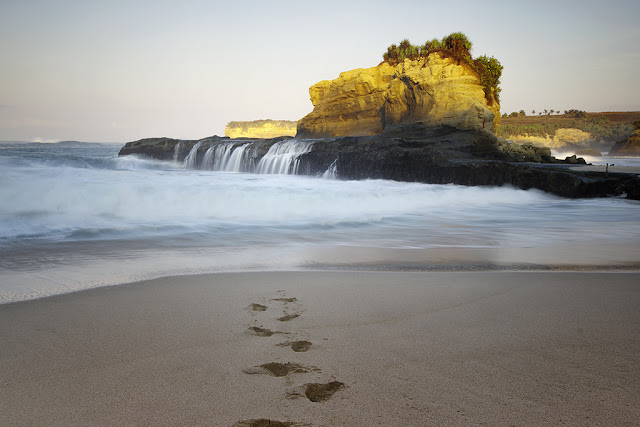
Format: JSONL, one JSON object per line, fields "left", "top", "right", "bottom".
{"left": 118, "top": 125, "right": 640, "bottom": 200}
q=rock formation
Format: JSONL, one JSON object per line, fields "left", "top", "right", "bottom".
{"left": 297, "top": 54, "right": 499, "bottom": 138}
{"left": 117, "top": 40, "right": 640, "bottom": 200}
{"left": 225, "top": 120, "right": 297, "bottom": 139}
{"left": 608, "top": 130, "right": 640, "bottom": 156}
{"left": 118, "top": 125, "right": 639, "bottom": 200}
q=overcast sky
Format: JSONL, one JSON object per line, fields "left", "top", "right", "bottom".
{"left": 1, "top": 0, "right": 639, "bottom": 142}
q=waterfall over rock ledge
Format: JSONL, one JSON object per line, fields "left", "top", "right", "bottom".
{"left": 180, "top": 138, "right": 320, "bottom": 175}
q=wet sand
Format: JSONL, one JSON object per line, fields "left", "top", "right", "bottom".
{"left": 1, "top": 271, "right": 639, "bottom": 426}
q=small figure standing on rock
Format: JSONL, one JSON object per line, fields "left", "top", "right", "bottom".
{"left": 606, "top": 163, "right": 609, "bottom": 176}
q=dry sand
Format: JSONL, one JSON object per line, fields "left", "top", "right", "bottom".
{"left": 1, "top": 271, "right": 639, "bottom": 426}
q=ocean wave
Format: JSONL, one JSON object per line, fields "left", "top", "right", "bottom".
{"left": 1, "top": 143, "right": 638, "bottom": 252}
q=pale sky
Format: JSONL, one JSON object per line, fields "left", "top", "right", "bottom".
{"left": 1, "top": 0, "right": 638, "bottom": 142}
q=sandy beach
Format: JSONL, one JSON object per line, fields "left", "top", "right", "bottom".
{"left": 1, "top": 271, "right": 638, "bottom": 426}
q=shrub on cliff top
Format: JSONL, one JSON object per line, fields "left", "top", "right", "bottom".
{"left": 443, "top": 32, "right": 472, "bottom": 55}
{"left": 383, "top": 33, "right": 502, "bottom": 104}
{"left": 422, "top": 38, "right": 442, "bottom": 52}
{"left": 383, "top": 39, "right": 421, "bottom": 63}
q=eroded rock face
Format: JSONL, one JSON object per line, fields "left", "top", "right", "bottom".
{"left": 225, "top": 120, "right": 298, "bottom": 139}
{"left": 297, "top": 54, "right": 499, "bottom": 138}
{"left": 608, "top": 130, "right": 640, "bottom": 156}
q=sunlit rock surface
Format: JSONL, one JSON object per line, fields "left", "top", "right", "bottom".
{"left": 225, "top": 120, "right": 297, "bottom": 139}
{"left": 297, "top": 54, "right": 500, "bottom": 138}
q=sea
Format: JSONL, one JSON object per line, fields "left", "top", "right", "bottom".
{"left": 1, "top": 141, "right": 639, "bottom": 304}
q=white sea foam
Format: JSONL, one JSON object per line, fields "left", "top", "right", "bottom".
{"left": 1, "top": 142, "right": 639, "bottom": 304}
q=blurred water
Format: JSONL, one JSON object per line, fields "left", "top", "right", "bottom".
{"left": 1, "top": 141, "right": 639, "bottom": 303}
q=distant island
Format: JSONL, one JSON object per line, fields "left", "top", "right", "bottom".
{"left": 225, "top": 120, "right": 297, "bottom": 139}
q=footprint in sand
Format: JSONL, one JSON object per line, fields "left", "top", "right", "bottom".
{"left": 247, "top": 326, "right": 284, "bottom": 337}
{"left": 304, "top": 381, "right": 345, "bottom": 402}
{"left": 243, "top": 294, "right": 346, "bottom": 407}
{"left": 277, "top": 313, "right": 300, "bottom": 322}
{"left": 272, "top": 294, "right": 303, "bottom": 321}
{"left": 290, "top": 340, "right": 312, "bottom": 352}
{"left": 242, "top": 362, "right": 319, "bottom": 377}
{"left": 233, "top": 419, "right": 308, "bottom": 427}
{"left": 249, "top": 303, "right": 267, "bottom": 312}
{"left": 277, "top": 340, "right": 312, "bottom": 352}
{"left": 272, "top": 297, "right": 297, "bottom": 303}
{"left": 286, "top": 381, "right": 345, "bottom": 402}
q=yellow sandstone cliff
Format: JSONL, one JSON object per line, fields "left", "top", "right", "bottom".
{"left": 297, "top": 53, "right": 500, "bottom": 138}
{"left": 225, "top": 120, "right": 297, "bottom": 139}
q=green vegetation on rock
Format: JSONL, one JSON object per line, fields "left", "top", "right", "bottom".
{"left": 382, "top": 33, "right": 502, "bottom": 103}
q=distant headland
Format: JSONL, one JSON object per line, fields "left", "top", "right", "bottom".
{"left": 119, "top": 33, "right": 640, "bottom": 199}
{"left": 498, "top": 110, "right": 640, "bottom": 152}
{"left": 225, "top": 120, "right": 297, "bottom": 139}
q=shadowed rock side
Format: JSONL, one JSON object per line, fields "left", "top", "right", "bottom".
{"left": 294, "top": 124, "right": 640, "bottom": 199}
{"left": 609, "top": 129, "right": 640, "bottom": 156}
{"left": 296, "top": 54, "right": 500, "bottom": 138}
{"left": 118, "top": 126, "right": 640, "bottom": 199}
{"left": 118, "top": 137, "right": 198, "bottom": 160}
{"left": 118, "top": 135, "right": 291, "bottom": 162}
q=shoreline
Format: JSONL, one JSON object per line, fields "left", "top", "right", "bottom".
{"left": 3, "top": 261, "right": 640, "bottom": 307}
{"left": 1, "top": 270, "right": 639, "bottom": 425}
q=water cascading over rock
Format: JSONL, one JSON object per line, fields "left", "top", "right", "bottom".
{"left": 255, "top": 140, "right": 314, "bottom": 174}
{"left": 180, "top": 139, "right": 316, "bottom": 175}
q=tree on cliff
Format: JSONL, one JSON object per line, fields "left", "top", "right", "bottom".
{"left": 443, "top": 32, "right": 472, "bottom": 55}
{"left": 383, "top": 33, "right": 502, "bottom": 104}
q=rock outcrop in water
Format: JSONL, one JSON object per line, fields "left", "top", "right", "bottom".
{"left": 608, "top": 130, "right": 640, "bottom": 156}
{"left": 118, "top": 126, "right": 640, "bottom": 200}
{"left": 225, "top": 120, "right": 297, "bottom": 139}
{"left": 297, "top": 54, "right": 500, "bottom": 138}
